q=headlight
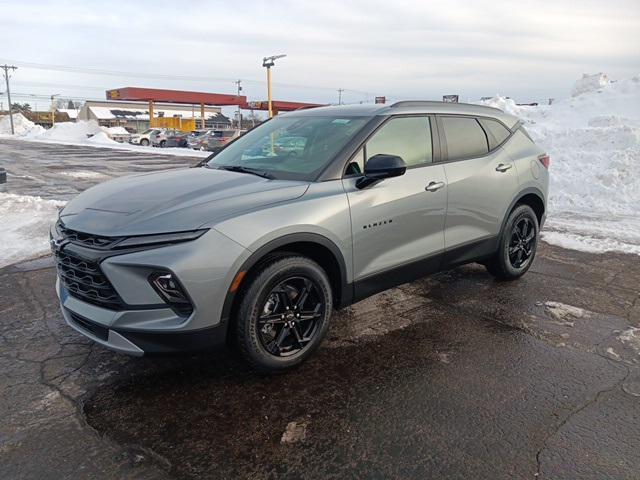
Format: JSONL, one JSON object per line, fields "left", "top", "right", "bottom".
{"left": 114, "top": 229, "right": 207, "bottom": 249}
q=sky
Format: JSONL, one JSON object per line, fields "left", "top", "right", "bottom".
{"left": 0, "top": 0, "right": 638, "bottom": 113}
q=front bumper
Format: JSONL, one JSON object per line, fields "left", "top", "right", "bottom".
{"left": 58, "top": 282, "right": 227, "bottom": 355}
{"left": 53, "top": 227, "right": 250, "bottom": 355}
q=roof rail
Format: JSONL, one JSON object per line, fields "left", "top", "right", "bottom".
{"left": 390, "top": 100, "right": 501, "bottom": 111}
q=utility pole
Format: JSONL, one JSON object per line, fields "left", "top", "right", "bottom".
{"left": 262, "top": 54, "right": 286, "bottom": 118}
{"left": 1, "top": 65, "right": 17, "bottom": 134}
{"left": 337, "top": 88, "right": 344, "bottom": 105}
{"left": 235, "top": 79, "right": 242, "bottom": 129}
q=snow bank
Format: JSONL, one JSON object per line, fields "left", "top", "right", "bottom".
{"left": 481, "top": 74, "right": 640, "bottom": 255}
{"left": 0, "top": 193, "right": 66, "bottom": 268}
{"left": 0, "top": 113, "right": 45, "bottom": 136}
{"left": 571, "top": 73, "right": 610, "bottom": 97}
{"left": 30, "top": 119, "right": 103, "bottom": 142}
{"left": 0, "top": 117, "right": 208, "bottom": 157}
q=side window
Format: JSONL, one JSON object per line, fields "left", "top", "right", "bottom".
{"left": 478, "top": 118, "right": 511, "bottom": 150}
{"left": 366, "top": 116, "right": 432, "bottom": 168}
{"left": 441, "top": 116, "right": 489, "bottom": 161}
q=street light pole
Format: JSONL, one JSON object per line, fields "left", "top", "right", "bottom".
{"left": 50, "top": 94, "right": 60, "bottom": 126}
{"left": 235, "top": 79, "right": 242, "bottom": 129}
{"left": 338, "top": 88, "right": 344, "bottom": 105}
{"left": 262, "top": 54, "right": 286, "bottom": 118}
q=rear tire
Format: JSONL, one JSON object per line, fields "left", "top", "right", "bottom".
{"left": 140, "top": 138, "right": 149, "bottom": 146}
{"left": 234, "top": 255, "right": 333, "bottom": 373}
{"left": 485, "top": 204, "right": 539, "bottom": 280}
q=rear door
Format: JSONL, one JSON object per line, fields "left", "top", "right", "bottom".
{"left": 438, "top": 115, "right": 519, "bottom": 257}
{"left": 342, "top": 115, "right": 447, "bottom": 296}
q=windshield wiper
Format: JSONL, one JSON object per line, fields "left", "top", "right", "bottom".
{"left": 217, "top": 165, "right": 275, "bottom": 179}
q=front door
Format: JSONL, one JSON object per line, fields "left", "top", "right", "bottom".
{"left": 342, "top": 116, "right": 448, "bottom": 299}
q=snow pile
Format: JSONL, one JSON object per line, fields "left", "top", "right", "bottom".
{"left": 0, "top": 113, "right": 45, "bottom": 136}
{"left": 571, "top": 73, "right": 610, "bottom": 97}
{"left": 29, "top": 119, "right": 104, "bottom": 142}
{"left": 85, "top": 131, "right": 119, "bottom": 145}
{"left": 0, "top": 117, "right": 207, "bottom": 157}
{"left": 103, "top": 126, "right": 129, "bottom": 135}
{"left": 481, "top": 74, "right": 640, "bottom": 255}
{"left": 0, "top": 193, "right": 66, "bottom": 268}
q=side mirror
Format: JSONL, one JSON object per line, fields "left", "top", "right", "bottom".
{"left": 356, "top": 154, "right": 407, "bottom": 189}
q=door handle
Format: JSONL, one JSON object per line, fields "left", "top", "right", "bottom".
{"left": 495, "top": 163, "right": 513, "bottom": 172}
{"left": 425, "top": 181, "right": 445, "bottom": 192}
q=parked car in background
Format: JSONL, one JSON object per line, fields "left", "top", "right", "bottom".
{"left": 130, "top": 128, "right": 165, "bottom": 147}
{"left": 151, "top": 129, "right": 183, "bottom": 148}
{"left": 273, "top": 136, "right": 307, "bottom": 156}
{"left": 163, "top": 131, "right": 190, "bottom": 148}
{"left": 186, "top": 129, "right": 212, "bottom": 149}
{"left": 206, "top": 130, "right": 244, "bottom": 152}
{"left": 188, "top": 130, "right": 230, "bottom": 151}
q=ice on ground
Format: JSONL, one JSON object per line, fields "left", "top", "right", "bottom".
{"left": 544, "top": 301, "right": 589, "bottom": 322}
{"left": 58, "top": 170, "right": 107, "bottom": 179}
{"left": 0, "top": 193, "right": 66, "bottom": 268}
{"left": 481, "top": 74, "right": 640, "bottom": 255}
{"left": 618, "top": 327, "right": 640, "bottom": 356}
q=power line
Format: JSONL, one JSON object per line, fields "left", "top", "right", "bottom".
{"left": 1, "top": 64, "right": 18, "bottom": 134}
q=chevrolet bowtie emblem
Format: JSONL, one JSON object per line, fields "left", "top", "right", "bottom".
{"left": 50, "top": 237, "right": 68, "bottom": 254}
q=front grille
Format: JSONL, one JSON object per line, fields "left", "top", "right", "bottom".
{"left": 57, "top": 223, "right": 121, "bottom": 249}
{"left": 68, "top": 310, "right": 109, "bottom": 341}
{"left": 55, "top": 247, "right": 124, "bottom": 310}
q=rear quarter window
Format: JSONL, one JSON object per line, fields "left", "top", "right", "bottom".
{"left": 441, "top": 116, "right": 489, "bottom": 161}
{"left": 478, "top": 118, "right": 511, "bottom": 150}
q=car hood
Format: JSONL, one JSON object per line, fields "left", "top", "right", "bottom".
{"left": 60, "top": 167, "right": 309, "bottom": 237}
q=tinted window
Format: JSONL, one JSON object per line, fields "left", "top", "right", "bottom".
{"left": 441, "top": 116, "right": 489, "bottom": 160}
{"left": 366, "top": 116, "right": 432, "bottom": 167}
{"left": 479, "top": 118, "right": 511, "bottom": 150}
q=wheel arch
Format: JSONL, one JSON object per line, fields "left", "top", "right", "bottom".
{"left": 220, "top": 233, "right": 351, "bottom": 335}
{"left": 500, "top": 187, "right": 546, "bottom": 236}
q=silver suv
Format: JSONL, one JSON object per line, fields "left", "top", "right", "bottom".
{"left": 51, "top": 102, "right": 549, "bottom": 372}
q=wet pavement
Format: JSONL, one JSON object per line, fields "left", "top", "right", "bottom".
{"left": 1, "top": 140, "right": 639, "bottom": 479}
{"left": 1, "top": 243, "right": 639, "bottom": 479}
{"left": 0, "top": 137, "right": 200, "bottom": 200}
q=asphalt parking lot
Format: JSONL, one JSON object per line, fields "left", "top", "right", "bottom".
{"left": 1, "top": 140, "right": 639, "bottom": 479}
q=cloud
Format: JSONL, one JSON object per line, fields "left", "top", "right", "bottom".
{"left": 1, "top": 0, "right": 638, "bottom": 104}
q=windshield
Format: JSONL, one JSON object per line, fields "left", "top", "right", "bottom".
{"left": 206, "top": 115, "right": 368, "bottom": 181}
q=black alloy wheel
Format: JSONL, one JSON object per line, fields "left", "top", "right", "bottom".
{"left": 257, "top": 276, "right": 325, "bottom": 357}
{"left": 484, "top": 204, "right": 539, "bottom": 280}
{"left": 508, "top": 217, "right": 535, "bottom": 268}
{"left": 234, "top": 255, "right": 333, "bottom": 372}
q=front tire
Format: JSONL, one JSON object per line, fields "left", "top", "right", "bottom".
{"left": 140, "top": 138, "right": 149, "bottom": 146}
{"left": 485, "top": 204, "right": 539, "bottom": 280}
{"left": 235, "top": 255, "right": 333, "bottom": 373}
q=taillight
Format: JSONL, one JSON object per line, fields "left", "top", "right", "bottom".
{"left": 538, "top": 154, "right": 550, "bottom": 169}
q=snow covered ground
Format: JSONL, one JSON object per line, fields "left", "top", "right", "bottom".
{"left": 481, "top": 74, "right": 640, "bottom": 255}
{"left": 0, "top": 192, "right": 66, "bottom": 268}
{"left": 0, "top": 115, "right": 209, "bottom": 158}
